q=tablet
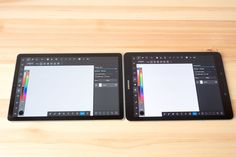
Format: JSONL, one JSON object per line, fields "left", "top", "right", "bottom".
{"left": 8, "top": 53, "right": 123, "bottom": 120}
{"left": 125, "top": 52, "right": 233, "bottom": 120}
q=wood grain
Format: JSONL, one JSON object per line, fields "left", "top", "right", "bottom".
{"left": 0, "top": 0, "right": 236, "bottom": 157}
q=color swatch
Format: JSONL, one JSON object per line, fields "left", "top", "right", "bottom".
{"left": 20, "top": 70, "right": 30, "bottom": 103}
{"left": 137, "top": 67, "right": 145, "bottom": 115}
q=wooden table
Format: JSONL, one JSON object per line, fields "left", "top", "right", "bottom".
{"left": 0, "top": 0, "right": 236, "bottom": 156}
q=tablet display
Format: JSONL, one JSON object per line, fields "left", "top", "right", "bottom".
{"left": 8, "top": 54, "right": 123, "bottom": 120}
{"left": 125, "top": 52, "right": 233, "bottom": 120}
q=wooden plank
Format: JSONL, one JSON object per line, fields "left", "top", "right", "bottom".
{"left": 0, "top": 0, "right": 236, "bottom": 156}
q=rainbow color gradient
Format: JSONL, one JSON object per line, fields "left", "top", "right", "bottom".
{"left": 20, "top": 70, "right": 30, "bottom": 102}
{"left": 137, "top": 68, "right": 144, "bottom": 104}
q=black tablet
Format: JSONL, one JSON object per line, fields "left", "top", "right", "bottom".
{"left": 8, "top": 53, "right": 123, "bottom": 121}
{"left": 125, "top": 52, "right": 233, "bottom": 120}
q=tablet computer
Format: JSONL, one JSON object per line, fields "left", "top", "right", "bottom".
{"left": 8, "top": 53, "right": 123, "bottom": 121}
{"left": 125, "top": 52, "right": 233, "bottom": 120}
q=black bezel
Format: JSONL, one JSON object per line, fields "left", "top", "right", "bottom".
{"left": 8, "top": 53, "right": 124, "bottom": 121}
{"left": 124, "top": 52, "right": 233, "bottom": 121}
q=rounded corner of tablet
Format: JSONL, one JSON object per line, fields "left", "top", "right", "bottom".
{"left": 16, "top": 53, "right": 24, "bottom": 59}
{"left": 124, "top": 52, "right": 131, "bottom": 57}
{"left": 227, "top": 112, "right": 234, "bottom": 120}
{"left": 7, "top": 115, "right": 14, "bottom": 121}
{"left": 119, "top": 115, "right": 125, "bottom": 120}
{"left": 125, "top": 113, "right": 134, "bottom": 121}
{"left": 212, "top": 51, "right": 222, "bottom": 58}
{"left": 126, "top": 117, "right": 132, "bottom": 121}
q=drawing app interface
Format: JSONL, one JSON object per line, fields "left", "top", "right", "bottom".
{"left": 13, "top": 56, "right": 120, "bottom": 117}
{"left": 131, "top": 55, "right": 224, "bottom": 118}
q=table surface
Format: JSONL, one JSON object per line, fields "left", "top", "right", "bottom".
{"left": 0, "top": 0, "right": 236, "bottom": 157}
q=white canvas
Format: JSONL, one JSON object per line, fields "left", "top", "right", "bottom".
{"left": 23, "top": 65, "right": 94, "bottom": 116}
{"left": 137, "top": 64, "right": 199, "bottom": 117}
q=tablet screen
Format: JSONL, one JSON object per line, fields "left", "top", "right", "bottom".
{"left": 125, "top": 52, "right": 233, "bottom": 120}
{"left": 9, "top": 54, "right": 123, "bottom": 120}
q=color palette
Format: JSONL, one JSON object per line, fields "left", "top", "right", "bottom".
{"left": 21, "top": 70, "right": 29, "bottom": 101}
{"left": 137, "top": 68, "right": 145, "bottom": 115}
{"left": 19, "top": 70, "right": 30, "bottom": 108}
